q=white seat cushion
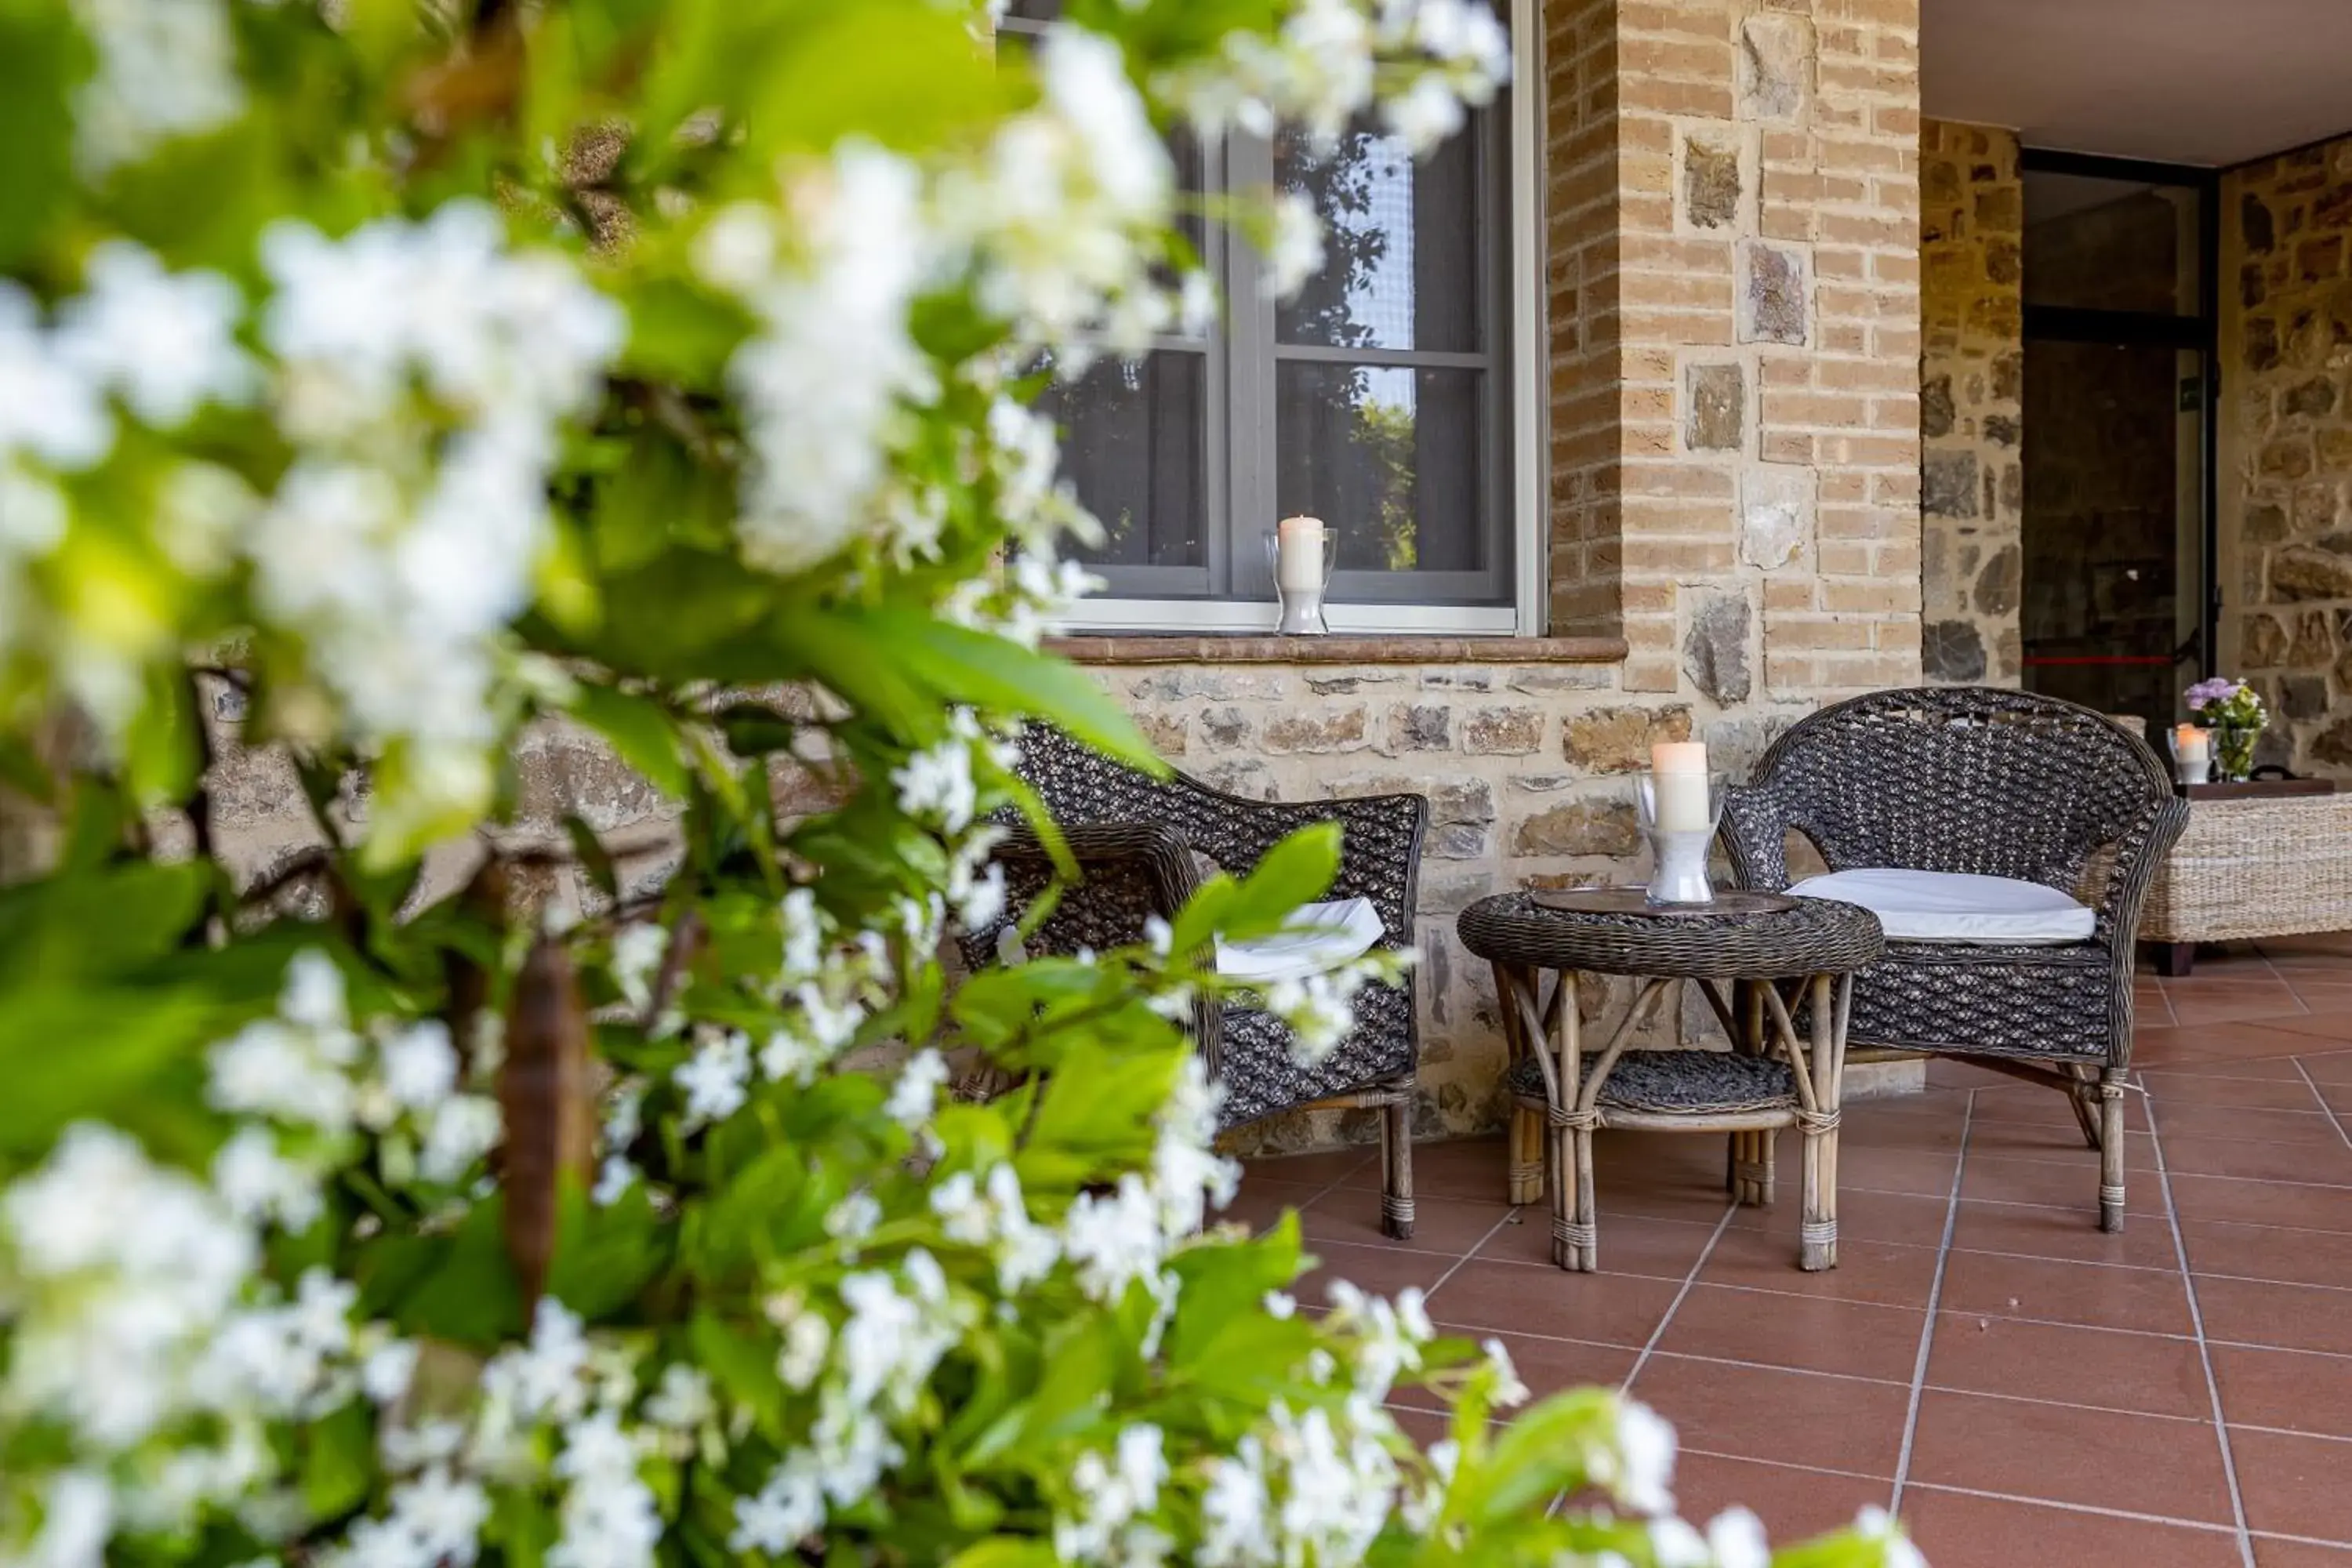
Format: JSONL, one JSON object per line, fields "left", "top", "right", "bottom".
{"left": 1215, "top": 897, "right": 1385, "bottom": 982}
{"left": 1788, "top": 868, "right": 2096, "bottom": 946}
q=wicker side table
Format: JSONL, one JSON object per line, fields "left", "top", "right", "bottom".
{"left": 1457, "top": 891, "right": 1883, "bottom": 1272}
{"left": 2140, "top": 785, "right": 2352, "bottom": 976}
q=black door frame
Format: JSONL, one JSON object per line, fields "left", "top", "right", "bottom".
{"left": 2016, "top": 147, "right": 2223, "bottom": 684}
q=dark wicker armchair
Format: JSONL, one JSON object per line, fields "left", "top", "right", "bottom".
{"left": 966, "top": 726, "right": 1428, "bottom": 1240}
{"left": 1719, "top": 687, "right": 2188, "bottom": 1232}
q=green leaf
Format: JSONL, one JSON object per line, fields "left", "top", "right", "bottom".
{"left": 572, "top": 684, "right": 689, "bottom": 800}
{"left": 690, "top": 1311, "right": 786, "bottom": 1439}
{"left": 0, "top": 862, "right": 209, "bottom": 988}
{"left": 876, "top": 612, "right": 1159, "bottom": 771}
{"left": 299, "top": 1399, "right": 377, "bottom": 1521}
{"left": 946, "top": 1543, "right": 1059, "bottom": 1568}
{"left": 0, "top": 986, "right": 221, "bottom": 1157}
{"left": 0, "top": 4, "right": 83, "bottom": 268}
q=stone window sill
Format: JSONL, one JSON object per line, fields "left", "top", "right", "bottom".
{"left": 1041, "top": 634, "right": 1628, "bottom": 666}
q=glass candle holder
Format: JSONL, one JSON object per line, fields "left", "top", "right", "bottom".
{"left": 2167, "top": 724, "right": 2212, "bottom": 786}
{"left": 1636, "top": 772, "right": 1725, "bottom": 907}
{"left": 1265, "top": 521, "right": 1337, "bottom": 635}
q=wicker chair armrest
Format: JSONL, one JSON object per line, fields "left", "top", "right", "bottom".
{"left": 1719, "top": 781, "right": 1797, "bottom": 893}
{"left": 2085, "top": 793, "right": 2190, "bottom": 946}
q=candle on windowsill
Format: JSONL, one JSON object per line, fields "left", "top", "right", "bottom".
{"left": 1276, "top": 514, "right": 1325, "bottom": 591}
{"left": 2172, "top": 724, "right": 2209, "bottom": 764}
{"left": 1650, "top": 739, "right": 1711, "bottom": 833}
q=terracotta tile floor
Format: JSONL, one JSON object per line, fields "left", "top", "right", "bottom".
{"left": 1236, "top": 936, "right": 2352, "bottom": 1568}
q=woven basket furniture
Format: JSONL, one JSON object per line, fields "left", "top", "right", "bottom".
{"left": 1458, "top": 891, "right": 1883, "bottom": 1272}
{"left": 2140, "top": 790, "right": 2352, "bottom": 964}
{"left": 966, "top": 725, "right": 1429, "bottom": 1240}
{"left": 1719, "top": 687, "right": 2188, "bottom": 1232}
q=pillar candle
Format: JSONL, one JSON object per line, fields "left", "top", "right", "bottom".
{"left": 2173, "top": 724, "right": 2209, "bottom": 763}
{"left": 1650, "top": 740, "right": 1711, "bottom": 833}
{"left": 1276, "top": 515, "right": 1325, "bottom": 591}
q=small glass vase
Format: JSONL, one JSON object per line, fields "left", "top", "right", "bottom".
{"left": 2211, "top": 722, "right": 2262, "bottom": 784}
{"left": 1636, "top": 773, "right": 1726, "bottom": 907}
{"left": 1264, "top": 525, "right": 1338, "bottom": 635}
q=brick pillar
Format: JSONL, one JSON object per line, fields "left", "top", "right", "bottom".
{"left": 1544, "top": 0, "right": 1923, "bottom": 703}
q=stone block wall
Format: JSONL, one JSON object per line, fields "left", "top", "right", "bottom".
{"left": 1917, "top": 118, "right": 2022, "bottom": 685}
{"left": 2220, "top": 134, "right": 2352, "bottom": 773}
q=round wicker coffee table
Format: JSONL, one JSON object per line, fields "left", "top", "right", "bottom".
{"left": 1457, "top": 890, "right": 1883, "bottom": 1272}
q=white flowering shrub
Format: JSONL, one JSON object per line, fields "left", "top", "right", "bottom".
{"left": 0, "top": 2, "right": 1926, "bottom": 1566}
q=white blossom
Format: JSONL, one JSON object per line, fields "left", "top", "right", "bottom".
{"left": 731, "top": 1459, "right": 825, "bottom": 1554}
{"left": 20, "top": 1471, "right": 113, "bottom": 1568}
{"left": 1062, "top": 1174, "right": 1166, "bottom": 1304}
{"left": 1481, "top": 1337, "right": 1530, "bottom": 1407}
{"left": 675, "top": 1028, "right": 753, "bottom": 1127}
{"left": 1594, "top": 1397, "right": 1677, "bottom": 1517}
{"left": 386, "top": 1466, "right": 492, "bottom": 1567}
{"left": 884, "top": 1048, "right": 950, "bottom": 1128}
{"left": 379, "top": 1020, "right": 459, "bottom": 1112}
{"left": 825, "top": 1190, "right": 882, "bottom": 1245}
{"left": 892, "top": 732, "right": 980, "bottom": 833}
{"left": 592, "top": 1155, "right": 639, "bottom": 1207}
{"left": 609, "top": 923, "right": 670, "bottom": 1011}
{"left": 56, "top": 242, "right": 253, "bottom": 426}
{"left": 779, "top": 887, "right": 824, "bottom": 983}
{"left": 699, "top": 144, "right": 938, "bottom": 574}
{"left": 419, "top": 1094, "right": 501, "bottom": 1184}
{"left": 480, "top": 1301, "right": 592, "bottom": 1427}
{"left": 210, "top": 1127, "right": 325, "bottom": 1232}
{"left": 69, "top": 0, "right": 245, "bottom": 175}
{"left": 1854, "top": 1506, "right": 1929, "bottom": 1568}
{"left": 642, "top": 1364, "right": 716, "bottom": 1432}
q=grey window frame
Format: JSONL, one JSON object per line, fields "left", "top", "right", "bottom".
{"left": 1000, "top": 8, "right": 1518, "bottom": 615}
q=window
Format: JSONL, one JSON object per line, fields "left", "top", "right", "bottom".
{"left": 1003, "top": 3, "right": 1537, "bottom": 633}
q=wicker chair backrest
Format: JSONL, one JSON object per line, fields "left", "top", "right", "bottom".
{"left": 1743, "top": 687, "right": 2172, "bottom": 891}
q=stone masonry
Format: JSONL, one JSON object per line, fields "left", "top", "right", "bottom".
{"left": 2221, "top": 134, "right": 2352, "bottom": 774}
{"left": 1917, "top": 118, "right": 2022, "bottom": 685}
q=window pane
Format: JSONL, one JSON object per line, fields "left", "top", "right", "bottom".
{"left": 1040, "top": 352, "right": 1209, "bottom": 570}
{"left": 1275, "top": 364, "right": 1484, "bottom": 575}
{"left": 1275, "top": 120, "right": 1480, "bottom": 353}
{"left": 2022, "top": 172, "right": 2201, "bottom": 315}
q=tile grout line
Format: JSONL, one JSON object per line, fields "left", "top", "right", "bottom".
{"left": 1889, "top": 1085, "right": 1972, "bottom": 1515}
{"left": 1619, "top": 1200, "right": 1740, "bottom": 1392}
{"left": 2142, "top": 1074, "right": 2258, "bottom": 1568}
{"left": 1423, "top": 1206, "right": 1529, "bottom": 1301}
{"left": 2292, "top": 1055, "right": 2352, "bottom": 1150}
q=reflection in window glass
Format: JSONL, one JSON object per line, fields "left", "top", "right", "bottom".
{"left": 2022, "top": 172, "right": 2201, "bottom": 316}
{"left": 1275, "top": 364, "right": 1483, "bottom": 575}
{"left": 1040, "top": 352, "right": 1208, "bottom": 570}
{"left": 1276, "top": 122, "right": 1479, "bottom": 353}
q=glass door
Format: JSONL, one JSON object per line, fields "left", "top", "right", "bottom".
{"left": 2018, "top": 154, "right": 2216, "bottom": 737}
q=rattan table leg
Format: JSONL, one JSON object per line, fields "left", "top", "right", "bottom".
{"left": 1581, "top": 1114, "right": 1599, "bottom": 1279}
{"left": 1798, "top": 972, "right": 1844, "bottom": 1271}
{"left": 1508, "top": 1105, "right": 1544, "bottom": 1206}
